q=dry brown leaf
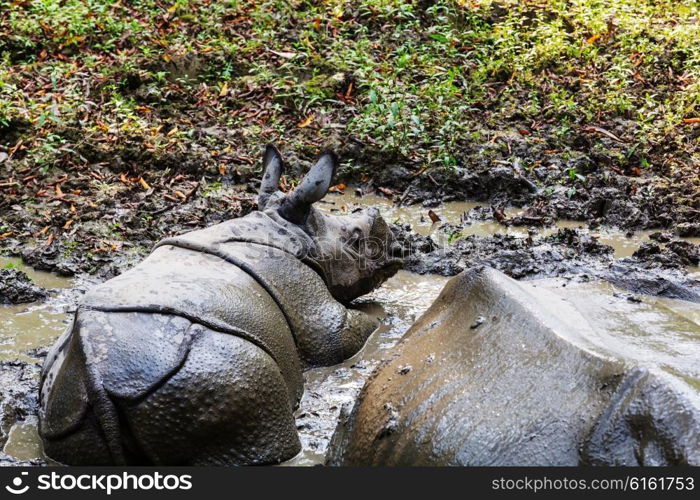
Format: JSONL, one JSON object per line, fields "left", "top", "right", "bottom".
{"left": 139, "top": 177, "right": 151, "bottom": 190}
{"left": 428, "top": 210, "right": 441, "bottom": 223}
{"left": 297, "top": 115, "right": 314, "bottom": 128}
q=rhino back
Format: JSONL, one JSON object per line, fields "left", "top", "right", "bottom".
{"left": 328, "top": 267, "right": 700, "bottom": 466}
{"left": 80, "top": 245, "right": 304, "bottom": 402}
{"left": 158, "top": 227, "right": 351, "bottom": 367}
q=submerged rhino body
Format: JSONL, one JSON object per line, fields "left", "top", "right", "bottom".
{"left": 39, "top": 147, "right": 401, "bottom": 465}
{"left": 328, "top": 267, "right": 700, "bottom": 466}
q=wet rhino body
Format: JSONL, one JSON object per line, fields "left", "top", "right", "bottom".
{"left": 329, "top": 267, "right": 700, "bottom": 466}
{"left": 39, "top": 147, "right": 401, "bottom": 465}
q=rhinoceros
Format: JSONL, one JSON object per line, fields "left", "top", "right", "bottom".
{"left": 39, "top": 146, "right": 402, "bottom": 465}
{"left": 328, "top": 267, "right": 700, "bottom": 466}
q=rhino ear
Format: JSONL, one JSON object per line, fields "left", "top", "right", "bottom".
{"left": 278, "top": 152, "right": 337, "bottom": 224}
{"left": 258, "top": 144, "right": 284, "bottom": 209}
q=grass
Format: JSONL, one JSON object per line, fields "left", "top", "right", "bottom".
{"left": 0, "top": 0, "right": 698, "bottom": 179}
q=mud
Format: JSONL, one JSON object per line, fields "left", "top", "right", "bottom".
{"left": 0, "top": 269, "right": 47, "bottom": 305}
{"left": 361, "top": 127, "right": 699, "bottom": 235}
{"left": 0, "top": 186, "right": 698, "bottom": 465}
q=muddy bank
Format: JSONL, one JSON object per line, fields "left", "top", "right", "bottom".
{"left": 2, "top": 138, "right": 698, "bottom": 281}
{"left": 0, "top": 165, "right": 257, "bottom": 278}
{"left": 0, "top": 269, "right": 47, "bottom": 305}
{"left": 393, "top": 224, "right": 700, "bottom": 302}
{"left": 361, "top": 126, "right": 699, "bottom": 236}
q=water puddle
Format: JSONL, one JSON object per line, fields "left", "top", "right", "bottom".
{"left": 0, "top": 257, "right": 74, "bottom": 363}
{"left": 0, "top": 256, "right": 73, "bottom": 463}
{"left": 2, "top": 417, "right": 43, "bottom": 461}
{"left": 321, "top": 190, "right": 700, "bottom": 259}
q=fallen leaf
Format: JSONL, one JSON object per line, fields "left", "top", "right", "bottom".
{"left": 377, "top": 186, "right": 394, "bottom": 196}
{"left": 297, "top": 115, "right": 314, "bottom": 128}
{"left": 683, "top": 118, "right": 700, "bottom": 124}
{"left": 492, "top": 206, "right": 507, "bottom": 222}
{"left": 0, "top": 231, "right": 13, "bottom": 239}
{"left": 582, "top": 125, "right": 624, "bottom": 143}
{"left": 268, "top": 49, "right": 297, "bottom": 59}
{"left": 328, "top": 183, "right": 347, "bottom": 192}
{"left": 46, "top": 233, "right": 54, "bottom": 246}
{"left": 219, "top": 82, "right": 229, "bottom": 97}
{"left": 62, "top": 219, "right": 74, "bottom": 230}
{"left": 119, "top": 173, "right": 131, "bottom": 185}
{"left": 174, "top": 190, "right": 187, "bottom": 200}
{"left": 218, "top": 164, "right": 227, "bottom": 175}
{"left": 587, "top": 34, "right": 601, "bottom": 44}
{"left": 139, "top": 177, "right": 151, "bottom": 190}
{"left": 428, "top": 210, "right": 441, "bottom": 223}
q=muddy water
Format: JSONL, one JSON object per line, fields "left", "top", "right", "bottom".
{"left": 0, "top": 256, "right": 73, "bottom": 462}
{"left": 0, "top": 257, "right": 74, "bottom": 363}
{"left": 532, "top": 279, "right": 700, "bottom": 381}
{"left": 321, "top": 191, "right": 700, "bottom": 258}
{"left": 1, "top": 193, "right": 699, "bottom": 465}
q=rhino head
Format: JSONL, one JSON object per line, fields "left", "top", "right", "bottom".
{"left": 257, "top": 145, "right": 402, "bottom": 304}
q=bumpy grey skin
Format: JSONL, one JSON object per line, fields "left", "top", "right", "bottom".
{"left": 327, "top": 267, "right": 700, "bottom": 466}
{"left": 39, "top": 146, "right": 402, "bottom": 465}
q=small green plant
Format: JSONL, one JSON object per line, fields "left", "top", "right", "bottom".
{"left": 567, "top": 167, "right": 585, "bottom": 183}
{"left": 447, "top": 230, "right": 463, "bottom": 244}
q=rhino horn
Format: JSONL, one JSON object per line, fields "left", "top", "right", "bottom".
{"left": 258, "top": 144, "right": 284, "bottom": 209}
{"left": 278, "top": 152, "right": 337, "bottom": 224}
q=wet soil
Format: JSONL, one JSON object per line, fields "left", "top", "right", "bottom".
{"left": 0, "top": 185, "right": 698, "bottom": 465}
{"left": 0, "top": 269, "right": 47, "bottom": 305}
